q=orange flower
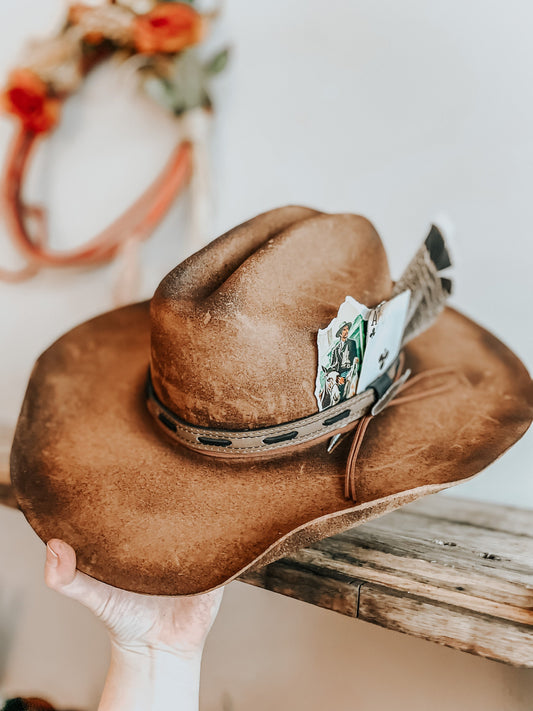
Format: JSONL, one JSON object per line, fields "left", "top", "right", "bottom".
{"left": 133, "top": 2, "right": 204, "bottom": 54}
{"left": 1, "top": 69, "right": 60, "bottom": 133}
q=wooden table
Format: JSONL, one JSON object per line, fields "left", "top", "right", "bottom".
{"left": 240, "top": 496, "right": 533, "bottom": 667}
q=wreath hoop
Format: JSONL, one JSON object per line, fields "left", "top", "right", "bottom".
{"left": 0, "top": 0, "right": 227, "bottom": 293}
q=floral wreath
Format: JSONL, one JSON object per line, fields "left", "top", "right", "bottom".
{"left": 0, "top": 0, "right": 227, "bottom": 294}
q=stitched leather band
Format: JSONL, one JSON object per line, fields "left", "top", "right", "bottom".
{"left": 146, "top": 357, "right": 405, "bottom": 457}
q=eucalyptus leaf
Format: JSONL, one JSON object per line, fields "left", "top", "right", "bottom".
{"left": 143, "top": 77, "right": 177, "bottom": 113}
{"left": 205, "top": 48, "right": 229, "bottom": 76}
{"left": 168, "top": 50, "right": 209, "bottom": 112}
{"left": 141, "top": 42, "right": 226, "bottom": 116}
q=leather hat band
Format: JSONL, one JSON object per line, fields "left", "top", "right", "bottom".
{"left": 146, "top": 356, "right": 409, "bottom": 458}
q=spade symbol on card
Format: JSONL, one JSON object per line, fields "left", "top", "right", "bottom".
{"left": 378, "top": 349, "right": 389, "bottom": 370}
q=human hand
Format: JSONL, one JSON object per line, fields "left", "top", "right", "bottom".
{"left": 44, "top": 539, "right": 224, "bottom": 711}
{"left": 44, "top": 539, "right": 223, "bottom": 658}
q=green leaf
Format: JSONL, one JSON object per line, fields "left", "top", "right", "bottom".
{"left": 142, "top": 45, "right": 225, "bottom": 115}
{"left": 205, "top": 48, "right": 229, "bottom": 76}
{"left": 143, "top": 77, "right": 176, "bottom": 112}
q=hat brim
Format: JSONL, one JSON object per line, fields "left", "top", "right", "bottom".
{"left": 11, "top": 303, "right": 533, "bottom": 595}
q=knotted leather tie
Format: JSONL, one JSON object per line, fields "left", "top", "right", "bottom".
{"left": 344, "top": 363, "right": 461, "bottom": 501}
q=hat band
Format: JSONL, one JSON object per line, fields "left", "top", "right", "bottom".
{"left": 146, "top": 356, "right": 409, "bottom": 458}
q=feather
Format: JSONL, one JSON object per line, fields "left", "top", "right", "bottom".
{"left": 393, "top": 225, "right": 453, "bottom": 344}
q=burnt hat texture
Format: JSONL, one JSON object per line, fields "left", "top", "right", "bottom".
{"left": 10, "top": 207, "right": 533, "bottom": 595}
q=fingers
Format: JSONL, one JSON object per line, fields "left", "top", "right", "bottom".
{"left": 44, "top": 539, "right": 112, "bottom": 617}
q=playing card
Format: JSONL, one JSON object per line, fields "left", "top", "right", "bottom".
{"left": 356, "top": 290, "right": 410, "bottom": 393}
{"left": 315, "top": 296, "right": 370, "bottom": 411}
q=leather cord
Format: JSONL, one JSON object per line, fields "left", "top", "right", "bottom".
{"left": 344, "top": 364, "right": 462, "bottom": 502}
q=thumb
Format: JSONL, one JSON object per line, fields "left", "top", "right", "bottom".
{"left": 44, "top": 539, "right": 112, "bottom": 617}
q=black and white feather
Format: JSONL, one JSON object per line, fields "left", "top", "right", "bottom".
{"left": 393, "top": 225, "right": 453, "bottom": 345}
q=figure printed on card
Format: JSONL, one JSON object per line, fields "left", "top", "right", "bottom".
{"left": 315, "top": 297, "right": 368, "bottom": 411}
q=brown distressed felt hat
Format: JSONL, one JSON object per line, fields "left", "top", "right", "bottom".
{"left": 11, "top": 206, "right": 533, "bottom": 595}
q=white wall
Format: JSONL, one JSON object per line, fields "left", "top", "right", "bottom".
{"left": 0, "top": 0, "right": 531, "bottom": 708}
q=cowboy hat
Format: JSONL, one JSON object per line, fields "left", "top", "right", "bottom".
{"left": 335, "top": 322, "right": 352, "bottom": 338}
{"left": 10, "top": 206, "right": 533, "bottom": 595}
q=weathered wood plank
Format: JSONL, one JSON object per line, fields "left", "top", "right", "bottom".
{"left": 315, "top": 518, "right": 533, "bottom": 611}
{"left": 404, "top": 496, "right": 533, "bottom": 538}
{"left": 278, "top": 540, "right": 533, "bottom": 624}
{"left": 242, "top": 562, "right": 361, "bottom": 618}
{"left": 358, "top": 583, "right": 533, "bottom": 668}
{"left": 240, "top": 496, "right": 533, "bottom": 667}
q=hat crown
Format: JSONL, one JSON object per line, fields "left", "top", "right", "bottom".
{"left": 150, "top": 207, "right": 392, "bottom": 429}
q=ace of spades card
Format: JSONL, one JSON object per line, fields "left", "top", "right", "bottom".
{"left": 357, "top": 290, "right": 411, "bottom": 393}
